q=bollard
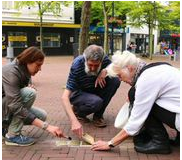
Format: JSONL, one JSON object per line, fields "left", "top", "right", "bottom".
{"left": 6, "top": 47, "right": 14, "bottom": 63}
{"left": 173, "top": 50, "right": 178, "bottom": 61}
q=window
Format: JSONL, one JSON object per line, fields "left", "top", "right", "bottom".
{"left": 2, "top": 34, "right": 6, "bottom": 50}
{"left": 2, "top": 1, "right": 13, "bottom": 10}
{"left": 89, "top": 34, "right": 103, "bottom": 46}
{"left": 42, "top": 33, "right": 60, "bottom": 47}
{"left": 8, "top": 32, "right": 27, "bottom": 48}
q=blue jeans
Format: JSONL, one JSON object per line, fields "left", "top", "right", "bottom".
{"left": 7, "top": 87, "right": 47, "bottom": 136}
{"left": 70, "top": 77, "right": 120, "bottom": 118}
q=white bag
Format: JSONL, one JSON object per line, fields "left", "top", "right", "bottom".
{"left": 114, "top": 102, "right": 130, "bottom": 129}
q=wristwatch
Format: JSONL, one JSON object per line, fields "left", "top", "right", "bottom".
{"left": 42, "top": 122, "right": 49, "bottom": 130}
{"left": 108, "top": 140, "right": 115, "bottom": 148}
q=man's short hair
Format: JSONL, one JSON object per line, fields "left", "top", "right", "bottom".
{"left": 83, "top": 45, "right": 104, "bottom": 61}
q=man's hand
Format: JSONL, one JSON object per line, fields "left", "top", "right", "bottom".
{"left": 71, "top": 120, "right": 83, "bottom": 138}
{"left": 95, "top": 69, "right": 107, "bottom": 88}
{"left": 46, "top": 125, "right": 64, "bottom": 137}
{"left": 91, "top": 140, "right": 110, "bottom": 151}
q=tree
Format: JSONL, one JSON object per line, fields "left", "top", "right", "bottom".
{"left": 76, "top": 1, "right": 134, "bottom": 55}
{"left": 167, "top": 1, "right": 180, "bottom": 33}
{"left": 102, "top": 2, "right": 112, "bottom": 54}
{"left": 78, "top": 1, "right": 92, "bottom": 54}
{"left": 91, "top": 1, "right": 134, "bottom": 54}
{"left": 127, "top": 1, "right": 169, "bottom": 59}
{"left": 15, "top": 1, "right": 70, "bottom": 51}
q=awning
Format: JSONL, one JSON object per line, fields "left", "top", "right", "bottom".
{"left": 90, "top": 26, "right": 127, "bottom": 34}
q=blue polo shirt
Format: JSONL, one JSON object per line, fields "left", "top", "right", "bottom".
{"left": 66, "top": 55, "right": 111, "bottom": 92}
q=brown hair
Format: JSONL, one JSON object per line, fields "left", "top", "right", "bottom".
{"left": 17, "top": 46, "right": 45, "bottom": 65}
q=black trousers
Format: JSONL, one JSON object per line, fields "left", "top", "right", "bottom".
{"left": 149, "top": 103, "right": 176, "bottom": 130}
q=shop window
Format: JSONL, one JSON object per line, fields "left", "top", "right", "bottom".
{"left": 2, "top": 1, "right": 14, "bottom": 10}
{"left": 89, "top": 34, "right": 102, "bottom": 46}
{"left": 8, "top": 32, "right": 27, "bottom": 48}
{"left": 2, "top": 34, "right": 6, "bottom": 50}
{"left": 38, "top": 33, "right": 60, "bottom": 47}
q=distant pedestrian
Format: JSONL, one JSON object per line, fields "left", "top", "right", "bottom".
{"left": 2, "top": 47, "right": 65, "bottom": 146}
{"left": 61, "top": 44, "right": 120, "bottom": 138}
{"left": 127, "top": 41, "right": 132, "bottom": 51}
{"left": 127, "top": 42, "right": 136, "bottom": 53}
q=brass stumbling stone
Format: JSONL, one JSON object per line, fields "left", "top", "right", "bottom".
{"left": 55, "top": 133, "right": 95, "bottom": 147}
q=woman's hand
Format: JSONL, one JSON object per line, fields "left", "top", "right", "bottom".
{"left": 46, "top": 125, "right": 64, "bottom": 137}
{"left": 91, "top": 140, "right": 110, "bottom": 151}
{"left": 28, "top": 84, "right": 37, "bottom": 90}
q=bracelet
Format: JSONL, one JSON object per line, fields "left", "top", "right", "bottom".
{"left": 42, "top": 122, "right": 49, "bottom": 130}
{"left": 108, "top": 140, "right": 115, "bottom": 148}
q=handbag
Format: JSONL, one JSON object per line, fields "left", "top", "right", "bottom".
{"left": 114, "top": 102, "right": 132, "bottom": 129}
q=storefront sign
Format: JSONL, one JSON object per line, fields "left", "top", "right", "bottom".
{"left": 8, "top": 36, "right": 27, "bottom": 42}
{"left": 2, "top": 21, "right": 81, "bottom": 28}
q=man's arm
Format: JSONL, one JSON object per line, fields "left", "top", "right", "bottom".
{"left": 95, "top": 56, "right": 111, "bottom": 88}
{"left": 61, "top": 89, "right": 83, "bottom": 138}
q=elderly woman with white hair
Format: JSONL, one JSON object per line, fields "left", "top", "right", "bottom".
{"left": 91, "top": 51, "right": 180, "bottom": 154}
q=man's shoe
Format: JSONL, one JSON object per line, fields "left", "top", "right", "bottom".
{"left": 72, "top": 107, "right": 90, "bottom": 123}
{"left": 134, "top": 139, "right": 171, "bottom": 154}
{"left": 77, "top": 116, "right": 90, "bottom": 123}
{"left": 5, "top": 135, "right": 35, "bottom": 146}
{"left": 93, "top": 117, "right": 107, "bottom": 128}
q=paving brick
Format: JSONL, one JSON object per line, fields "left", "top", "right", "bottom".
{"left": 39, "top": 158, "right": 48, "bottom": 160}
{"left": 49, "top": 158, "right": 74, "bottom": 160}
{"left": 42, "top": 153, "right": 68, "bottom": 158}
{"left": 67, "top": 147, "right": 78, "bottom": 158}
{"left": 147, "top": 155, "right": 158, "bottom": 160}
{"left": 93, "top": 156, "right": 102, "bottom": 160}
{"left": 31, "top": 153, "right": 42, "bottom": 160}
{"left": 94, "top": 150, "right": 120, "bottom": 157}
{"left": 22, "top": 150, "right": 35, "bottom": 160}
{"left": 75, "top": 149, "right": 85, "bottom": 160}
{"left": 102, "top": 158, "right": 124, "bottom": 160}
{"left": 84, "top": 154, "right": 93, "bottom": 160}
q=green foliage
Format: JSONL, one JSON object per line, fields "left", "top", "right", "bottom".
{"left": 167, "top": 1, "right": 180, "bottom": 33}
{"left": 79, "top": 1, "right": 134, "bottom": 27}
{"left": 127, "top": 1, "right": 179, "bottom": 32}
{"left": 15, "top": 1, "right": 71, "bottom": 17}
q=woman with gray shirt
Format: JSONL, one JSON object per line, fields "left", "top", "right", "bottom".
{"left": 2, "top": 47, "right": 64, "bottom": 146}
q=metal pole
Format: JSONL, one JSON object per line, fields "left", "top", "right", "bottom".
{"left": 7, "top": 45, "right": 14, "bottom": 63}
{"left": 111, "top": 1, "right": 114, "bottom": 55}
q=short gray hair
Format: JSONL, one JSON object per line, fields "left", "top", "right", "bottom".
{"left": 106, "top": 50, "right": 140, "bottom": 77}
{"left": 83, "top": 45, "right": 104, "bottom": 61}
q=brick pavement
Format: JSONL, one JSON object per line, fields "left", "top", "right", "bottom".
{"left": 2, "top": 55, "right": 180, "bottom": 160}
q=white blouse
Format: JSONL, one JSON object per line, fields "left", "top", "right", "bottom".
{"left": 123, "top": 64, "right": 180, "bottom": 135}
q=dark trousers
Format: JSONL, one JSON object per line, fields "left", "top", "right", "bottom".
{"left": 146, "top": 103, "right": 176, "bottom": 130}
{"left": 141, "top": 103, "right": 178, "bottom": 144}
{"left": 70, "top": 77, "right": 120, "bottom": 118}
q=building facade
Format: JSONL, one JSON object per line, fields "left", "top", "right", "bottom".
{"left": 2, "top": 1, "right": 159, "bottom": 57}
{"left": 2, "top": 1, "right": 80, "bottom": 56}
